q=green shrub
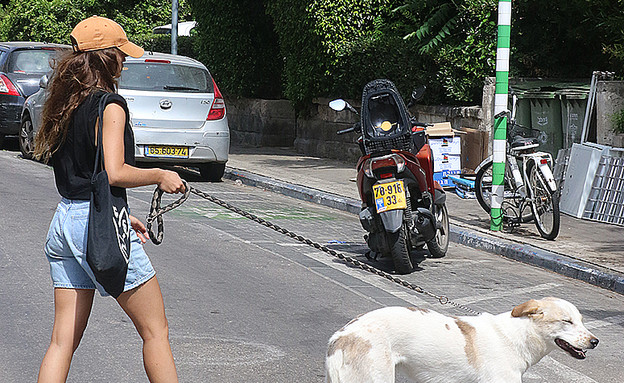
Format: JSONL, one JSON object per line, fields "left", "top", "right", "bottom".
{"left": 189, "top": 0, "right": 282, "bottom": 99}
{"left": 133, "top": 34, "right": 198, "bottom": 59}
{"left": 0, "top": 0, "right": 189, "bottom": 44}
{"left": 267, "top": 0, "right": 429, "bottom": 108}
{"left": 612, "top": 109, "right": 624, "bottom": 135}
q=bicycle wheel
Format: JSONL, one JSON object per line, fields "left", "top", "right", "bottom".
{"left": 475, "top": 160, "right": 533, "bottom": 221}
{"left": 528, "top": 161, "right": 560, "bottom": 240}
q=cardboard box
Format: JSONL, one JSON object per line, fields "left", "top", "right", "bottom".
{"left": 429, "top": 135, "right": 462, "bottom": 172}
{"left": 427, "top": 122, "right": 454, "bottom": 137}
{"left": 433, "top": 153, "right": 461, "bottom": 172}
{"left": 455, "top": 127, "right": 489, "bottom": 173}
{"left": 429, "top": 136, "right": 462, "bottom": 155}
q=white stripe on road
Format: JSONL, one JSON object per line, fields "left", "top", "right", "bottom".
{"left": 529, "top": 355, "right": 600, "bottom": 383}
{"left": 454, "top": 282, "right": 561, "bottom": 305}
{"left": 303, "top": 251, "right": 431, "bottom": 308}
{"left": 584, "top": 314, "right": 624, "bottom": 330}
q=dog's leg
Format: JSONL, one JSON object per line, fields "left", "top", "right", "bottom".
{"left": 326, "top": 334, "right": 395, "bottom": 383}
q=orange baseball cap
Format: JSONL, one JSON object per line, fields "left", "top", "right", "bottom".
{"left": 70, "top": 16, "right": 144, "bottom": 58}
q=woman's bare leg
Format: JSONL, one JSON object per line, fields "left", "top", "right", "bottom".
{"left": 116, "top": 276, "right": 178, "bottom": 383}
{"left": 37, "top": 288, "right": 95, "bottom": 383}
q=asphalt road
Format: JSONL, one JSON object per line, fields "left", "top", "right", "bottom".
{"left": 1, "top": 144, "right": 623, "bottom": 383}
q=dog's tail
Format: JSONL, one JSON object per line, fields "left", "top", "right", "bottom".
{"left": 325, "top": 349, "right": 345, "bottom": 383}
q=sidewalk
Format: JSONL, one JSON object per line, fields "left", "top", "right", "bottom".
{"left": 224, "top": 146, "right": 624, "bottom": 294}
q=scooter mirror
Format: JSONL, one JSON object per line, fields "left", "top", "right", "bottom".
{"left": 329, "top": 99, "right": 347, "bottom": 112}
{"left": 411, "top": 86, "right": 426, "bottom": 102}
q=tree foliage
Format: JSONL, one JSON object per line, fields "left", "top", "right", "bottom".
{"left": 0, "top": 0, "right": 191, "bottom": 44}
{"left": 188, "top": 0, "right": 282, "bottom": 99}
{"left": 4, "top": 0, "right": 624, "bottom": 106}
{"left": 511, "top": 0, "right": 624, "bottom": 79}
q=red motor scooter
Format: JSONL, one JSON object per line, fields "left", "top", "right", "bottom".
{"left": 330, "top": 79, "right": 449, "bottom": 274}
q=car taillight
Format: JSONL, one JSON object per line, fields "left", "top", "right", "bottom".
{"left": 0, "top": 74, "right": 19, "bottom": 96}
{"left": 207, "top": 78, "right": 225, "bottom": 120}
{"left": 363, "top": 154, "right": 405, "bottom": 178}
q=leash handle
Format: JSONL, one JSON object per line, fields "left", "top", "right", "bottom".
{"left": 146, "top": 179, "right": 191, "bottom": 245}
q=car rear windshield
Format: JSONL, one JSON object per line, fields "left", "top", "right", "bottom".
{"left": 7, "top": 49, "right": 57, "bottom": 74}
{"left": 119, "top": 62, "right": 214, "bottom": 93}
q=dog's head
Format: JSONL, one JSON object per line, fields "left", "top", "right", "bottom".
{"left": 511, "top": 297, "right": 599, "bottom": 359}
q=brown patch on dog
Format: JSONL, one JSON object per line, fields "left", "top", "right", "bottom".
{"left": 455, "top": 319, "right": 479, "bottom": 369}
{"left": 511, "top": 299, "right": 541, "bottom": 317}
{"left": 407, "top": 307, "right": 430, "bottom": 313}
{"left": 327, "top": 334, "right": 372, "bottom": 359}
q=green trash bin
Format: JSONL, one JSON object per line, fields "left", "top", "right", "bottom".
{"left": 559, "top": 92, "right": 588, "bottom": 149}
{"left": 527, "top": 91, "right": 563, "bottom": 159}
{"left": 511, "top": 92, "right": 532, "bottom": 128}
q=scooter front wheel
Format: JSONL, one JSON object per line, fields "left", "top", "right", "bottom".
{"left": 385, "top": 224, "right": 413, "bottom": 274}
{"left": 426, "top": 204, "right": 449, "bottom": 258}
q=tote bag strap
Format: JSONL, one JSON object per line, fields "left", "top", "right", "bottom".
{"left": 92, "top": 92, "right": 113, "bottom": 179}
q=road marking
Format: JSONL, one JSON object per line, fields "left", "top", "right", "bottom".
{"left": 584, "top": 314, "right": 624, "bottom": 330}
{"left": 303, "top": 251, "right": 431, "bottom": 308}
{"left": 530, "top": 356, "right": 599, "bottom": 383}
{"left": 453, "top": 282, "right": 561, "bottom": 305}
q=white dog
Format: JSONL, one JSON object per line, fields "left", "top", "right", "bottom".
{"left": 325, "top": 297, "right": 598, "bottom": 383}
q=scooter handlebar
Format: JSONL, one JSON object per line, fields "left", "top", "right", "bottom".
{"left": 337, "top": 127, "right": 355, "bottom": 135}
{"left": 336, "top": 122, "right": 361, "bottom": 135}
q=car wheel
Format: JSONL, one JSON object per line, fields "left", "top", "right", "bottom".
{"left": 199, "top": 162, "right": 226, "bottom": 182}
{"left": 19, "top": 116, "right": 35, "bottom": 160}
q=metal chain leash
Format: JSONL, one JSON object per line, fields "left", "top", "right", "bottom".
{"left": 146, "top": 180, "right": 481, "bottom": 315}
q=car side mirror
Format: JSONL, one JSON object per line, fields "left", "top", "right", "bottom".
{"left": 39, "top": 75, "right": 49, "bottom": 89}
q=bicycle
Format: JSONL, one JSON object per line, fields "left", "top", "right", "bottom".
{"left": 474, "top": 110, "right": 560, "bottom": 240}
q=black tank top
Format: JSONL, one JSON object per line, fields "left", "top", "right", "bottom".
{"left": 52, "top": 91, "right": 135, "bottom": 201}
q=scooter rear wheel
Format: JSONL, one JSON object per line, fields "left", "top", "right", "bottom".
{"left": 386, "top": 224, "right": 413, "bottom": 274}
{"left": 426, "top": 204, "right": 449, "bottom": 258}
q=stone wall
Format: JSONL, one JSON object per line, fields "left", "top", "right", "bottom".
{"left": 596, "top": 81, "right": 624, "bottom": 148}
{"left": 226, "top": 96, "right": 488, "bottom": 163}
{"left": 294, "top": 98, "right": 362, "bottom": 163}
{"left": 226, "top": 98, "right": 296, "bottom": 147}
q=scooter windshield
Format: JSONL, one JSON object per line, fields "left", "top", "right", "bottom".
{"left": 366, "top": 93, "right": 402, "bottom": 138}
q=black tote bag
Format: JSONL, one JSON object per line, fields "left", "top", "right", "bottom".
{"left": 86, "top": 93, "right": 131, "bottom": 298}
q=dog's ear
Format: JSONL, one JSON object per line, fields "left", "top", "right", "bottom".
{"left": 511, "top": 299, "right": 541, "bottom": 317}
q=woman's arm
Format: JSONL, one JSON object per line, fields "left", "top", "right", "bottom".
{"left": 100, "top": 102, "right": 185, "bottom": 193}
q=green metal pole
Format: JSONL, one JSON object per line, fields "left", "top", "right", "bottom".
{"left": 491, "top": 0, "right": 512, "bottom": 231}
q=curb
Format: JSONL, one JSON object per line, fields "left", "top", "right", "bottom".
{"left": 224, "top": 167, "right": 624, "bottom": 295}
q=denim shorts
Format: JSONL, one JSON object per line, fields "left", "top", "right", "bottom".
{"left": 45, "top": 198, "right": 156, "bottom": 297}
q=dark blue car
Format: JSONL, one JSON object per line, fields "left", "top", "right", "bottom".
{"left": 0, "top": 42, "right": 69, "bottom": 146}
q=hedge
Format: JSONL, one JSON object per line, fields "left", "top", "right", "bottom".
{"left": 188, "top": 0, "right": 282, "bottom": 99}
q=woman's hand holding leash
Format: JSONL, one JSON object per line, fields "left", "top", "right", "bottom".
{"left": 158, "top": 169, "right": 186, "bottom": 194}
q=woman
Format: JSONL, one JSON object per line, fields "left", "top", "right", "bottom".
{"left": 34, "top": 16, "right": 183, "bottom": 383}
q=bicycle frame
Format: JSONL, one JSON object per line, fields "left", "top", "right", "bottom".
{"left": 518, "top": 151, "right": 557, "bottom": 194}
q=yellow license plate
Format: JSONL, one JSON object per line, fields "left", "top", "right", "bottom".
{"left": 373, "top": 180, "right": 407, "bottom": 213}
{"left": 145, "top": 145, "right": 189, "bottom": 158}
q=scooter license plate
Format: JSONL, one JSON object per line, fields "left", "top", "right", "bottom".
{"left": 372, "top": 180, "right": 407, "bottom": 213}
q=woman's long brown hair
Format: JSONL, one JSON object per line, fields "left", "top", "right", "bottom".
{"left": 33, "top": 47, "right": 126, "bottom": 161}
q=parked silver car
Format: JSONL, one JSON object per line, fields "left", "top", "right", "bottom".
{"left": 21, "top": 51, "right": 229, "bottom": 181}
